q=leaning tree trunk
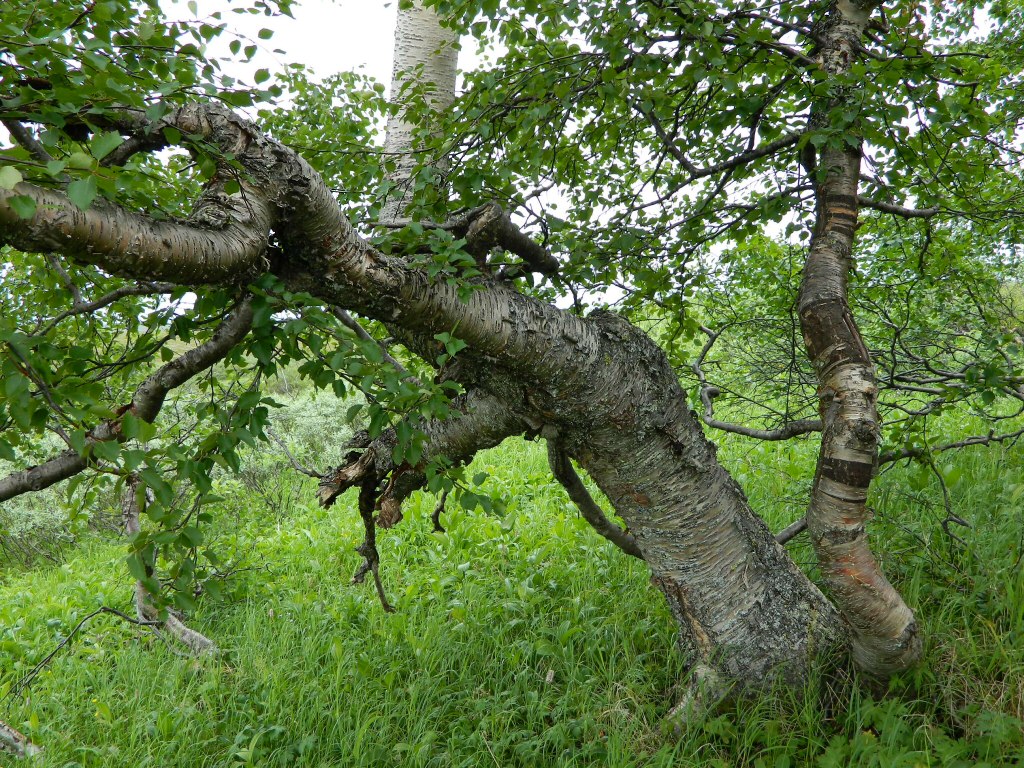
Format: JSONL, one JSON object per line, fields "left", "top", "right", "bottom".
{"left": 797, "top": 0, "right": 921, "bottom": 676}
{"left": 0, "top": 0, "right": 921, "bottom": 710}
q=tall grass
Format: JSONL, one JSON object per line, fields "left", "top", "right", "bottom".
{"left": 1, "top": 423, "right": 1022, "bottom": 766}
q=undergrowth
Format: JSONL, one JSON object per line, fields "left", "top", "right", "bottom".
{"left": 1, "top": 419, "right": 1022, "bottom": 766}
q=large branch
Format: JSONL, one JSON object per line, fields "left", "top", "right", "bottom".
{"left": 0, "top": 104, "right": 275, "bottom": 283}
{"left": 318, "top": 387, "right": 525, "bottom": 519}
{"left": 0, "top": 299, "right": 254, "bottom": 502}
{"left": 0, "top": 103, "right": 597, "bottom": 383}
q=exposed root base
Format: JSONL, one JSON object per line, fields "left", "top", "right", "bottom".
{"left": 665, "top": 664, "right": 728, "bottom": 735}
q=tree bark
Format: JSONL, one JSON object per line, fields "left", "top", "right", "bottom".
{"left": 121, "top": 476, "right": 217, "bottom": 656}
{"left": 0, "top": 103, "right": 852, "bottom": 695}
{"left": 797, "top": 0, "right": 921, "bottom": 677}
{"left": 380, "top": 0, "right": 459, "bottom": 222}
{"left": 0, "top": 720, "right": 41, "bottom": 759}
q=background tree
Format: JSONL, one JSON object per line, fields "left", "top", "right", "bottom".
{"left": 1, "top": 0, "right": 1023, "bottom": 751}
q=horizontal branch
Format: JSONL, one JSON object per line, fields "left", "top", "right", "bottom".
{"left": 691, "top": 324, "right": 821, "bottom": 440}
{"left": 379, "top": 202, "right": 558, "bottom": 274}
{"left": 857, "top": 195, "right": 940, "bottom": 218}
{"left": 318, "top": 388, "right": 525, "bottom": 519}
{"left": 878, "top": 427, "right": 1024, "bottom": 465}
{"left": 775, "top": 517, "right": 807, "bottom": 545}
{"left": 632, "top": 99, "right": 800, "bottom": 182}
{"left": 1, "top": 101, "right": 603, "bottom": 383}
{"left": 36, "top": 280, "right": 178, "bottom": 336}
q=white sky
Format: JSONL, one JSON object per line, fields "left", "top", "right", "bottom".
{"left": 201, "top": 0, "right": 398, "bottom": 83}
{"left": 178, "top": 0, "right": 478, "bottom": 93}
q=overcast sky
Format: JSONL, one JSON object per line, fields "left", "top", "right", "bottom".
{"left": 186, "top": 0, "right": 471, "bottom": 92}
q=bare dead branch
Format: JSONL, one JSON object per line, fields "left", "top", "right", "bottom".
{"left": 879, "top": 427, "right": 1024, "bottom": 465}
{"left": 267, "top": 427, "right": 324, "bottom": 479}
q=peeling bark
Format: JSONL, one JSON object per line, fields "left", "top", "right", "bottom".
{"left": 0, "top": 80, "right": 872, "bottom": 695}
{"left": 797, "top": 0, "right": 920, "bottom": 677}
{"left": 380, "top": 0, "right": 459, "bottom": 222}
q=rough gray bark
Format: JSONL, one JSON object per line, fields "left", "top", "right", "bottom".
{"left": 796, "top": 0, "right": 921, "bottom": 676}
{"left": 0, "top": 720, "right": 41, "bottom": 759}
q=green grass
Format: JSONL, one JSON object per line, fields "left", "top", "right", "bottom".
{"left": 1, "top": 433, "right": 1023, "bottom": 767}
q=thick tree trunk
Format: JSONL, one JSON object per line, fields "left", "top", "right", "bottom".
{"left": 797, "top": 0, "right": 921, "bottom": 676}
{"left": 518, "top": 311, "right": 846, "bottom": 700}
{"left": 1, "top": 99, "right": 852, "bottom": 700}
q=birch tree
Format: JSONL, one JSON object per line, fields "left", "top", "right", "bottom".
{"left": 2, "top": 0, "right": 1023, "bottom": 746}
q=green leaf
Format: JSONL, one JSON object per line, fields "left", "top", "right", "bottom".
{"left": 91, "top": 131, "right": 124, "bottom": 161}
{"left": 179, "top": 525, "right": 204, "bottom": 547}
{"left": 126, "top": 553, "right": 149, "bottom": 581}
{"left": 8, "top": 195, "right": 36, "bottom": 219}
{"left": 67, "top": 177, "right": 98, "bottom": 210}
{"left": 0, "top": 165, "right": 23, "bottom": 189}
{"left": 67, "top": 152, "right": 94, "bottom": 170}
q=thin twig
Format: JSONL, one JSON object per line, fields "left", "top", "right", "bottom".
{"left": 267, "top": 427, "right": 323, "bottom": 479}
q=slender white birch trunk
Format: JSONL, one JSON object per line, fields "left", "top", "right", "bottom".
{"left": 380, "top": 1, "right": 459, "bottom": 222}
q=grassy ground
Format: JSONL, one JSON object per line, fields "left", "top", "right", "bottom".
{"left": 1, "top": 429, "right": 1023, "bottom": 766}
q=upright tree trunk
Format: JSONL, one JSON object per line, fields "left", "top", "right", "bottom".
{"left": 380, "top": 1, "right": 459, "bottom": 222}
{"left": 797, "top": 0, "right": 921, "bottom": 676}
